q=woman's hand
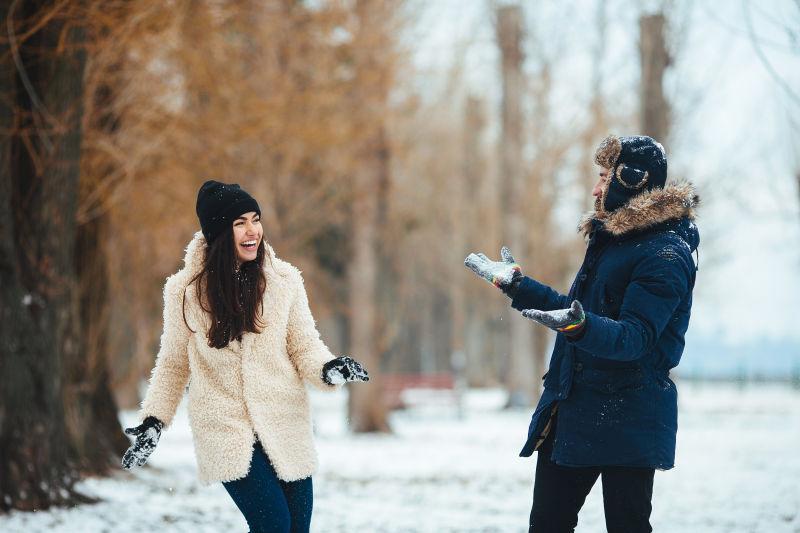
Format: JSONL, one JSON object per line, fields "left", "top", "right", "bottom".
{"left": 322, "top": 356, "right": 370, "bottom": 385}
{"left": 121, "top": 416, "right": 164, "bottom": 469}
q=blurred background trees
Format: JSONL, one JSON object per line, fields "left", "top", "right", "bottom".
{"left": 2, "top": 0, "right": 799, "bottom": 514}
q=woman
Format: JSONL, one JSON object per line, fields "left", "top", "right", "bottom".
{"left": 122, "top": 180, "right": 369, "bottom": 533}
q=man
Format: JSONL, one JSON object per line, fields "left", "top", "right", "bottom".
{"left": 465, "top": 135, "right": 699, "bottom": 533}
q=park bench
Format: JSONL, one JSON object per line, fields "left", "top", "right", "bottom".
{"left": 381, "top": 372, "right": 463, "bottom": 411}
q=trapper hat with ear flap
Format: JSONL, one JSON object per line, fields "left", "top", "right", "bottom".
{"left": 594, "top": 134, "right": 668, "bottom": 213}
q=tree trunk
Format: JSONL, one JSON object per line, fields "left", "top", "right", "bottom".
{"left": 65, "top": 209, "right": 129, "bottom": 473}
{"left": 459, "top": 96, "right": 489, "bottom": 386}
{"left": 497, "top": 5, "right": 536, "bottom": 407}
{"left": 61, "top": 35, "right": 132, "bottom": 470}
{"left": 0, "top": 0, "right": 92, "bottom": 511}
{"left": 579, "top": 0, "right": 610, "bottom": 207}
{"left": 344, "top": 0, "right": 395, "bottom": 433}
{"left": 639, "top": 13, "right": 671, "bottom": 144}
{"left": 347, "top": 128, "right": 391, "bottom": 433}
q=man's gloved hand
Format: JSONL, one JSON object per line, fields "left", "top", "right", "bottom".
{"left": 322, "top": 356, "right": 370, "bottom": 385}
{"left": 521, "top": 300, "right": 586, "bottom": 337}
{"left": 122, "top": 415, "right": 164, "bottom": 469}
{"left": 464, "top": 246, "right": 523, "bottom": 296}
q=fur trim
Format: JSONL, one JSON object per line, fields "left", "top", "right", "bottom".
{"left": 579, "top": 180, "right": 700, "bottom": 238}
{"left": 594, "top": 134, "right": 622, "bottom": 169}
{"left": 139, "top": 231, "right": 338, "bottom": 484}
{"left": 615, "top": 164, "right": 649, "bottom": 190}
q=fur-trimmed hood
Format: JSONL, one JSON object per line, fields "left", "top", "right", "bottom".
{"left": 579, "top": 180, "right": 700, "bottom": 247}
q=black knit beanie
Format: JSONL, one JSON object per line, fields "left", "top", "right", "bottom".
{"left": 196, "top": 180, "right": 261, "bottom": 243}
{"left": 594, "top": 135, "right": 668, "bottom": 213}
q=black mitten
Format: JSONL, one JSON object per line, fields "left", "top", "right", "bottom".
{"left": 322, "top": 356, "right": 370, "bottom": 385}
{"left": 122, "top": 415, "right": 164, "bottom": 469}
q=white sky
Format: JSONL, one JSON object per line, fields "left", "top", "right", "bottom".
{"left": 408, "top": 0, "right": 800, "bottom": 344}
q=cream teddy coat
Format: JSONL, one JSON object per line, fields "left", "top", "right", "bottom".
{"left": 137, "top": 231, "right": 339, "bottom": 484}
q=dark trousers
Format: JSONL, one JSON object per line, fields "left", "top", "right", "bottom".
{"left": 222, "top": 439, "right": 313, "bottom": 533}
{"left": 529, "top": 415, "right": 655, "bottom": 533}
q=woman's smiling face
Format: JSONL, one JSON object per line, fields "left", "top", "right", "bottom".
{"left": 233, "top": 211, "right": 262, "bottom": 264}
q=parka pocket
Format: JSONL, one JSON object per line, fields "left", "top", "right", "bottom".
{"left": 576, "top": 365, "right": 645, "bottom": 394}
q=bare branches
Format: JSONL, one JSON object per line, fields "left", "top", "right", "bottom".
{"left": 743, "top": 0, "right": 800, "bottom": 108}
{"left": 7, "top": 0, "right": 56, "bottom": 152}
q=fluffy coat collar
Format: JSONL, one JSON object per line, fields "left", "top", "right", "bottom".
{"left": 579, "top": 180, "right": 700, "bottom": 239}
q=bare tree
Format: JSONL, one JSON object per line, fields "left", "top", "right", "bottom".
{"left": 348, "top": 127, "right": 392, "bottom": 432}
{"left": 457, "top": 96, "right": 489, "bottom": 385}
{"left": 743, "top": 0, "right": 800, "bottom": 226}
{"left": 578, "top": 0, "right": 611, "bottom": 204}
{"left": 345, "top": 0, "right": 407, "bottom": 432}
{"left": 639, "top": 12, "right": 671, "bottom": 144}
{"left": 744, "top": 0, "right": 800, "bottom": 108}
{"left": 0, "top": 0, "right": 94, "bottom": 511}
{"left": 496, "top": 4, "right": 536, "bottom": 407}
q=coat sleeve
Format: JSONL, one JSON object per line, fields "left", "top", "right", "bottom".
{"left": 138, "top": 273, "right": 192, "bottom": 428}
{"left": 510, "top": 275, "right": 571, "bottom": 312}
{"left": 285, "top": 269, "right": 338, "bottom": 390}
{"left": 567, "top": 243, "right": 693, "bottom": 362}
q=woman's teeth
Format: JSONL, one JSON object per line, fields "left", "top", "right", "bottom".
{"left": 241, "top": 240, "right": 257, "bottom": 250}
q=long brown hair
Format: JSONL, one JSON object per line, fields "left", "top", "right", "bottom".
{"left": 182, "top": 229, "right": 268, "bottom": 348}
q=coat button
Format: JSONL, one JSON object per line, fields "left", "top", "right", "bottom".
{"left": 579, "top": 274, "right": 587, "bottom": 281}
{"left": 574, "top": 363, "right": 584, "bottom": 372}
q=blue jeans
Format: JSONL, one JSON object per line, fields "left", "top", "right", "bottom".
{"left": 222, "top": 439, "right": 313, "bottom": 533}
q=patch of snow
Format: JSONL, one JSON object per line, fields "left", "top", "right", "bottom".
{"left": 1, "top": 383, "right": 799, "bottom": 532}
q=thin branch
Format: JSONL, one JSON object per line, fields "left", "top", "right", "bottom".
{"left": 743, "top": 0, "right": 800, "bottom": 108}
{"left": 7, "top": 0, "right": 55, "bottom": 153}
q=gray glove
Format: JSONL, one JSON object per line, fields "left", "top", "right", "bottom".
{"left": 521, "top": 300, "right": 586, "bottom": 337}
{"left": 464, "top": 246, "right": 522, "bottom": 294}
{"left": 122, "top": 416, "right": 163, "bottom": 469}
{"left": 322, "top": 356, "right": 370, "bottom": 385}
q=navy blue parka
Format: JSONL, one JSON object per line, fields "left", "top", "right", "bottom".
{"left": 512, "top": 181, "right": 700, "bottom": 470}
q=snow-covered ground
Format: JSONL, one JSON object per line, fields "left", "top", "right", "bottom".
{"left": 2, "top": 381, "right": 799, "bottom": 532}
